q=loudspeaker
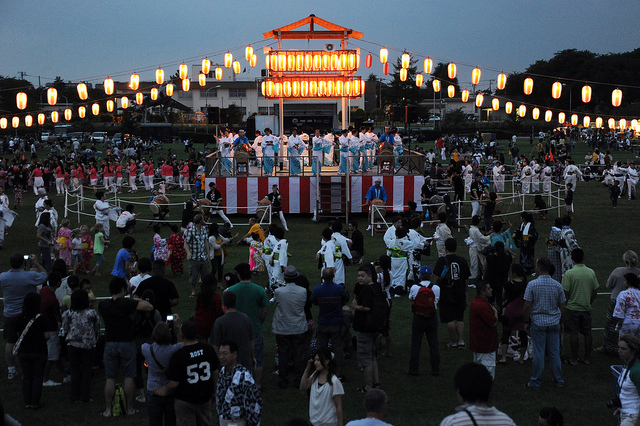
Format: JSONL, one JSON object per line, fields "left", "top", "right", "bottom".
{"left": 405, "top": 105, "right": 418, "bottom": 123}
{"left": 389, "top": 106, "right": 402, "bottom": 121}
{"left": 207, "top": 107, "right": 220, "bottom": 124}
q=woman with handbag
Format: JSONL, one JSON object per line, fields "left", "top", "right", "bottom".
{"left": 614, "top": 334, "right": 640, "bottom": 426}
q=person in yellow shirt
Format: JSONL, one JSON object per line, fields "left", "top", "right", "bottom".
{"left": 239, "top": 216, "right": 265, "bottom": 245}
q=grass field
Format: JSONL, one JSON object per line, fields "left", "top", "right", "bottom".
{"left": 1, "top": 138, "right": 639, "bottom": 425}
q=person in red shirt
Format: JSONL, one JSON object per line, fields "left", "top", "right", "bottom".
{"left": 89, "top": 163, "right": 99, "bottom": 194}
{"left": 115, "top": 162, "right": 123, "bottom": 193}
{"left": 143, "top": 160, "right": 155, "bottom": 191}
{"left": 103, "top": 161, "right": 115, "bottom": 194}
{"left": 75, "top": 162, "right": 85, "bottom": 192}
{"left": 29, "top": 164, "right": 44, "bottom": 195}
{"left": 161, "top": 161, "right": 174, "bottom": 187}
{"left": 469, "top": 281, "right": 499, "bottom": 379}
{"left": 127, "top": 159, "right": 138, "bottom": 193}
{"left": 40, "top": 275, "right": 69, "bottom": 386}
{"left": 179, "top": 161, "right": 190, "bottom": 191}
{"left": 55, "top": 161, "right": 65, "bottom": 196}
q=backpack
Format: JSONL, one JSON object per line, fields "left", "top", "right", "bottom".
{"left": 365, "top": 284, "right": 391, "bottom": 333}
{"left": 112, "top": 383, "right": 127, "bottom": 416}
{"left": 412, "top": 284, "right": 436, "bottom": 317}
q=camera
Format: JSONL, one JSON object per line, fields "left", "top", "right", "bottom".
{"left": 23, "top": 255, "right": 29, "bottom": 260}
{"left": 166, "top": 314, "right": 174, "bottom": 322}
{"left": 607, "top": 396, "right": 622, "bottom": 409}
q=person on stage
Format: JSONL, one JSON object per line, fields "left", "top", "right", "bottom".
{"left": 261, "top": 128, "right": 279, "bottom": 176}
{"left": 287, "top": 127, "right": 306, "bottom": 176}
{"left": 338, "top": 129, "right": 349, "bottom": 175}
{"left": 311, "top": 129, "right": 326, "bottom": 175}
{"left": 364, "top": 179, "right": 388, "bottom": 231}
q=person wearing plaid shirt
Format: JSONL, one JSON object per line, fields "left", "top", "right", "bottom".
{"left": 184, "top": 214, "right": 210, "bottom": 297}
{"left": 523, "top": 257, "right": 566, "bottom": 389}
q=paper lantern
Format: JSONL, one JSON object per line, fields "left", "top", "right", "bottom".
{"left": 471, "top": 68, "right": 481, "bottom": 85}
{"left": 104, "top": 78, "right": 114, "bottom": 95}
{"left": 612, "top": 89, "right": 622, "bottom": 107}
{"left": 129, "top": 73, "right": 139, "bottom": 90}
{"left": 156, "top": 68, "right": 165, "bottom": 85}
{"left": 0, "top": 118, "right": 6, "bottom": 129}
{"left": 558, "top": 112, "right": 565, "bottom": 124}
{"left": 224, "top": 52, "right": 233, "bottom": 68}
{"left": 309, "top": 80, "right": 318, "bottom": 96}
{"left": 106, "top": 99, "right": 115, "bottom": 112}
{"left": 16, "top": 92, "right": 27, "bottom": 110}
{"left": 366, "top": 54, "right": 372, "bottom": 68}
{"left": 202, "top": 58, "right": 211, "bottom": 75}
{"left": 64, "top": 108, "right": 72, "bottom": 121}
{"left": 283, "top": 81, "right": 292, "bottom": 97}
{"left": 492, "top": 98, "right": 500, "bottom": 111}
{"left": 25, "top": 115, "right": 33, "bottom": 127}
{"left": 496, "top": 73, "right": 507, "bottom": 90}
{"left": 447, "top": 63, "right": 457, "bottom": 79}
{"left": 296, "top": 53, "right": 305, "bottom": 72}
{"left": 571, "top": 114, "right": 578, "bottom": 126}
{"left": 121, "top": 96, "right": 129, "bottom": 109}
{"left": 77, "top": 83, "right": 88, "bottom": 100}
{"left": 461, "top": 90, "right": 469, "bottom": 103}
{"left": 632, "top": 119, "right": 638, "bottom": 129}
{"left": 215, "top": 67, "right": 223, "bottom": 81}
{"left": 416, "top": 74, "right": 423, "bottom": 87}
{"left": 400, "top": 68, "right": 407, "bottom": 82}
{"left": 518, "top": 105, "right": 527, "bottom": 118}
{"left": 595, "top": 117, "right": 603, "bottom": 129}
{"left": 179, "top": 63, "right": 188, "bottom": 80}
{"left": 47, "top": 87, "right": 58, "bottom": 105}
{"left": 92, "top": 103, "right": 100, "bottom": 116}
{"left": 551, "top": 81, "right": 562, "bottom": 99}
{"left": 38, "top": 113, "right": 45, "bottom": 125}
{"left": 292, "top": 80, "right": 301, "bottom": 97}
{"left": 583, "top": 116, "right": 591, "bottom": 127}
{"left": 475, "top": 93, "right": 484, "bottom": 108}
{"left": 233, "top": 61, "right": 241, "bottom": 75}
{"left": 581, "top": 85, "right": 591, "bottom": 103}
{"left": 337, "top": 80, "right": 345, "bottom": 96}
{"left": 447, "top": 85, "right": 455, "bottom": 98}
{"left": 432, "top": 79, "right": 440, "bottom": 92}
{"left": 608, "top": 118, "right": 615, "bottom": 129}
{"left": 250, "top": 54, "right": 257, "bottom": 68}
{"left": 245, "top": 45, "right": 253, "bottom": 62}
{"left": 505, "top": 102, "right": 513, "bottom": 114}
{"left": 166, "top": 83, "right": 174, "bottom": 97}
{"left": 379, "top": 48, "right": 388, "bottom": 64}
{"left": 275, "top": 82, "right": 283, "bottom": 97}
{"left": 545, "top": 110, "right": 552, "bottom": 122}
{"left": 151, "top": 87, "right": 158, "bottom": 101}
{"left": 78, "top": 106, "right": 86, "bottom": 118}
{"left": 327, "top": 80, "right": 335, "bottom": 96}
{"left": 136, "top": 92, "right": 144, "bottom": 105}
{"left": 12, "top": 117, "right": 19, "bottom": 128}
{"left": 401, "top": 53, "right": 411, "bottom": 69}
{"left": 423, "top": 58, "right": 433, "bottom": 74}
{"left": 532, "top": 107, "right": 540, "bottom": 120}
{"left": 199, "top": 73, "right": 206, "bottom": 87}
{"left": 383, "top": 62, "right": 389, "bottom": 75}
{"left": 620, "top": 118, "right": 627, "bottom": 130}
{"left": 182, "top": 79, "right": 190, "bottom": 92}
{"left": 301, "top": 80, "right": 309, "bottom": 97}
{"left": 523, "top": 77, "right": 534, "bottom": 95}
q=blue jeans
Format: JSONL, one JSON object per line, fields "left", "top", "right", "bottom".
{"left": 529, "top": 323, "right": 564, "bottom": 388}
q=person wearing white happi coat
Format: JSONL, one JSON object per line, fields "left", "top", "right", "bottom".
{"left": 393, "top": 132, "right": 403, "bottom": 170}
{"left": 383, "top": 216, "right": 403, "bottom": 256}
{"left": 269, "top": 230, "right": 288, "bottom": 292}
{"left": 348, "top": 132, "right": 360, "bottom": 172}
{"left": 316, "top": 228, "right": 336, "bottom": 277}
{"left": 366, "top": 129, "right": 378, "bottom": 170}
{"left": 252, "top": 131, "right": 263, "bottom": 167}
{"left": 542, "top": 162, "right": 553, "bottom": 193}
{"left": 492, "top": 162, "right": 505, "bottom": 193}
{"left": 621, "top": 163, "right": 639, "bottom": 200}
{"left": 261, "top": 128, "right": 279, "bottom": 176}
{"left": 311, "top": 130, "right": 326, "bottom": 175}
{"left": 388, "top": 227, "right": 417, "bottom": 295}
{"left": 466, "top": 216, "right": 492, "bottom": 281}
{"left": 218, "top": 131, "right": 233, "bottom": 173}
{"left": 324, "top": 132, "right": 335, "bottom": 166}
{"left": 358, "top": 130, "right": 369, "bottom": 171}
{"left": 331, "top": 224, "right": 352, "bottom": 286}
{"left": 531, "top": 160, "right": 541, "bottom": 192}
{"left": 407, "top": 219, "right": 429, "bottom": 284}
{"left": 337, "top": 130, "right": 349, "bottom": 174}
{"left": 463, "top": 160, "right": 473, "bottom": 195}
{"left": 563, "top": 160, "right": 582, "bottom": 190}
{"left": 520, "top": 161, "right": 532, "bottom": 194}
{"left": 263, "top": 230, "right": 278, "bottom": 286}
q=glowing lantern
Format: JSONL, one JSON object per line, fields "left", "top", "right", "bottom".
{"left": 612, "top": 89, "right": 622, "bottom": 107}
{"left": 250, "top": 54, "right": 257, "bottom": 68}
{"left": 379, "top": 48, "right": 388, "bottom": 64}
{"left": 465, "top": 68, "right": 480, "bottom": 88}
{"left": 402, "top": 53, "right": 411, "bottom": 69}
{"left": 260, "top": 81, "right": 266, "bottom": 96}
{"left": 327, "top": 80, "right": 335, "bottom": 96}
{"left": 104, "top": 78, "right": 114, "bottom": 95}
{"left": 341, "top": 53, "right": 349, "bottom": 70}
{"left": 12, "top": 117, "right": 19, "bottom": 128}
{"left": 64, "top": 108, "right": 72, "bottom": 121}
{"left": 475, "top": 93, "right": 484, "bottom": 108}
{"left": 303, "top": 53, "right": 312, "bottom": 71}
{"left": 245, "top": 46, "right": 253, "bottom": 62}
{"left": 280, "top": 53, "right": 288, "bottom": 71}
{"left": 545, "top": 110, "right": 552, "bottom": 122}
{"left": 551, "top": 81, "right": 562, "bottom": 99}
{"left": 16, "top": 92, "right": 27, "bottom": 110}
{"left": 432, "top": 79, "right": 441, "bottom": 92}
{"left": 214, "top": 67, "right": 222, "bottom": 81}
{"left": 633, "top": 119, "right": 638, "bottom": 129}
{"left": 505, "top": 102, "right": 513, "bottom": 114}
{"left": 166, "top": 83, "right": 174, "bottom": 97}
{"left": 47, "top": 87, "right": 58, "bottom": 105}
{"left": 423, "top": 58, "right": 433, "bottom": 74}
{"left": 301, "top": 80, "right": 309, "bottom": 97}
{"left": 121, "top": 96, "right": 129, "bottom": 109}
{"left": 400, "top": 68, "right": 407, "bottom": 82}
{"left": 348, "top": 53, "right": 357, "bottom": 70}
{"left": 155, "top": 68, "right": 165, "bottom": 85}
{"left": 296, "top": 54, "right": 304, "bottom": 72}
{"left": 199, "top": 73, "right": 206, "bottom": 87}
{"left": 620, "top": 119, "right": 627, "bottom": 130}
{"left": 179, "top": 63, "right": 188, "bottom": 80}
{"left": 233, "top": 61, "right": 241, "bottom": 75}
{"left": 0, "top": 118, "right": 6, "bottom": 129}
{"left": 461, "top": 90, "right": 469, "bottom": 103}
{"left": 447, "top": 85, "right": 455, "bottom": 98}
{"left": 416, "top": 74, "right": 423, "bottom": 87}
{"left": 77, "top": 83, "right": 88, "bottom": 100}
{"left": 447, "top": 63, "right": 457, "bottom": 79}
{"left": 608, "top": 118, "right": 615, "bottom": 129}
{"left": 366, "top": 54, "right": 372, "bottom": 68}
{"left": 78, "top": 106, "right": 86, "bottom": 118}
{"left": 318, "top": 80, "right": 326, "bottom": 96}
{"left": 182, "top": 79, "right": 190, "bottom": 92}
{"left": 583, "top": 116, "right": 591, "bottom": 127}
{"left": 581, "top": 85, "right": 591, "bottom": 103}
{"left": 92, "top": 103, "right": 100, "bottom": 116}
{"left": 492, "top": 98, "right": 500, "bottom": 111}
{"left": 151, "top": 87, "right": 158, "bottom": 100}
{"left": 571, "top": 114, "right": 578, "bottom": 126}
{"left": 136, "top": 92, "right": 144, "bottom": 105}
{"left": 202, "top": 59, "right": 211, "bottom": 75}
{"left": 497, "top": 73, "right": 507, "bottom": 90}
{"left": 130, "top": 73, "right": 139, "bottom": 90}
{"left": 310, "top": 80, "right": 318, "bottom": 96}
{"left": 523, "top": 77, "right": 534, "bottom": 95}
{"left": 38, "top": 113, "right": 45, "bottom": 125}
{"left": 532, "top": 107, "right": 540, "bottom": 120}
{"left": 313, "top": 53, "right": 321, "bottom": 70}
{"left": 518, "top": 105, "right": 527, "bottom": 117}
{"left": 106, "top": 100, "right": 115, "bottom": 112}
{"left": 558, "top": 112, "right": 565, "bottom": 124}
{"left": 595, "top": 117, "right": 603, "bottom": 128}
{"left": 275, "top": 82, "right": 283, "bottom": 97}
{"left": 25, "top": 115, "right": 33, "bottom": 127}
{"left": 291, "top": 54, "right": 299, "bottom": 71}
{"left": 283, "top": 81, "right": 292, "bottom": 97}
{"left": 292, "top": 80, "right": 300, "bottom": 97}
{"left": 336, "top": 80, "right": 344, "bottom": 96}
{"left": 383, "top": 62, "right": 389, "bottom": 75}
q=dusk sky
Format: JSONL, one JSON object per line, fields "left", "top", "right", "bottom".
{"left": 1, "top": 0, "right": 638, "bottom": 91}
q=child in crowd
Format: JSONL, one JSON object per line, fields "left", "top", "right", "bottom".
{"left": 81, "top": 278, "right": 97, "bottom": 308}
{"left": 90, "top": 223, "right": 109, "bottom": 275}
{"left": 80, "top": 224, "right": 94, "bottom": 272}
{"left": 167, "top": 224, "right": 186, "bottom": 275}
{"left": 564, "top": 182, "right": 574, "bottom": 216}
{"left": 14, "top": 183, "right": 23, "bottom": 208}
{"left": 610, "top": 180, "right": 621, "bottom": 207}
{"left": 249, "top": 232, "right": 265, "bottom": 273}
{"left": 71, "top": 229, "right": 86, "bottom": 274}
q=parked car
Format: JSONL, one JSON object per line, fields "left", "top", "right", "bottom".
{"left": 41, "top": 132, "right": 51, "bottom": 142}
{"left": 112, "top": 133, "right": 122, "bottom": 145}
{"left": 91, "top": 132, "right": 106, "bottom": 143}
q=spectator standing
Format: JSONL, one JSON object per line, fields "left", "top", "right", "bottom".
{"left": 299, "top": 347, "right": 344, "bottom": 426}
{"left": 193, "top": 274, "right": 223, "bottom": 342}
{"left": 212, "top": 291, "right": 255, "bottom": 372}
{"left": 134, "top": 260, "right": 180, "bottom": 320}
{"left": 407, "top": 266, "right": 441, "bottom": 377}
{"left": 345, "top": 389, "right": 392, "bottom": 426}
{"left": 40, "top": 276, "right": 69, "bottom": 386}
{"left": 469, "top": 282, "right": 499, "bottom": 379}
{"left": 184, "top": 214, "right": 211, "bottom": 297}
{"left": 111, "top": 236, "right": 135, "bottom": 280}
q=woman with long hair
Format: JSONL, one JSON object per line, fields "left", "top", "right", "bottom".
{"left": 36, "top": 212, "right": 54, "bottom": 273}
{"left": 614, "top": 274, "right": 640, "bottom": 338}
{"left": 614, "top": 334, "right": 640, "bottom": 426}
{"left": 300, "top": 347, "right": 344, "bottom": 426}
{"left": 498, "top": 263, "right": 528, "bottom": 364}
{"left": 193, "top": 274, "right": 223, "bottom": 342}
{"left": 57, "top": 218, "right": 73, "bottom": 267}
{"left": 152, "top": 224, "right": 168, "bottom": 263}
{"left": 208, "top": 223, "right": 230, "bottom": 282}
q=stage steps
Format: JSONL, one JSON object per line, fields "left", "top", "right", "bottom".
{"left": 315, "top": 176, "right": 349, "bottom": 222}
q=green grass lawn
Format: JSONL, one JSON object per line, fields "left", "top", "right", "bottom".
{"left": 0, "top": 139, "right": 638, "bottom": 425}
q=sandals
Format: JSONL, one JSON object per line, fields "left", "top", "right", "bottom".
{"left": 446, "top": 343, "right": 458, "bottom": 349}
